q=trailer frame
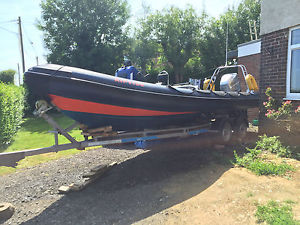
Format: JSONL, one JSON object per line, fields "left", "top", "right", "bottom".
{"left": 0, "top": 108, "right": 219, "bottom": 167}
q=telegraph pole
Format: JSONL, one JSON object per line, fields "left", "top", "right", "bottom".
{"left": 17, "top": 63, "right": 21, "bottom": 86}
{"left": 18, "top": 16, "right": 25, "bottom": 73}
{"left": 225, "top": 21, "right": 228, "bottom": 66}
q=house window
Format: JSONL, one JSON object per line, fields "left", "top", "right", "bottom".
{"left": 287, "top": 27, "right": 300, "bottom": 99}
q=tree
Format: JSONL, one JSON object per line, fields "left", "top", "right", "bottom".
{"left": 128, "top": 36, "right": 160, "bottom": 75}
{"left": 199, "top": 0, "right": 261, "bottom": 77}
{"left": 0, "top": 69, "right": 16, "bottom": 84}
{"left": 126, "top": 3, "right": 160, "bottom": 76}
{"left": 39, "top": 0, "right": 130, "bottom": 74}
{"left": 235, "top": 0, "right": 261, "bottom": 42}
{"left": 139, "top": 6, "right": 205, "bottom": 83}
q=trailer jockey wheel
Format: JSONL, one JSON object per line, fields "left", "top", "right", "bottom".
{"left": 219, "top": 120, "right": 232, "bottom": 143}
{"left": 35, "top": 100, "right": 49, "bottom": 111}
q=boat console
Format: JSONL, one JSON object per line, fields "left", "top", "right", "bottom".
{"left": 170, "top": 64, "right": 258, "bottom": 95}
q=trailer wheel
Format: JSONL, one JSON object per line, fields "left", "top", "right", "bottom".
{"left": 235, "top": 121, "right": 248, "bottom": 140}
{"left": 219, "top": 120, "right": 232, "bottom": 143}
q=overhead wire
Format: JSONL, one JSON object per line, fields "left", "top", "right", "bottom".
{"left": 24, "top": 48, "right": 35, "bottom": 64}
{"left": 0, "top": 19, "right": 17, "bottom": 24}
{"left": 22, "top": 24, "right": 39, "bottom": 58}
{"left": 1, "top": 17, "right": 43, "bottom": 67}
{"left": 0, "top": 25, "right": 18, "bottom": 36}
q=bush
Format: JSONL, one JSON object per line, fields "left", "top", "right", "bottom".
{"left": 256, "top": 200, "right": 300, "bottom": 225}
{"left": 248, "top": 160, "right": 294, "bottom": 176}
{"left": 233, "top": 135, "right": 294, "bottom": 176}
{"left": 264, "top": 87, "right": 299, "bottom": 120}
{"left": 256, "top": 135, "right": 291, "bottom": 158}
{"left": 0, "top": 69, "right": 16, "bottom": 84}
{"left": 0, "top": 83, "right": 25, "bottom": 145}
{"left": 263, "top": 87, "right": 300, "bottom": 139}
{"left": 234, "top": 147, "right": 261, "bottom": 167}
{"left": 24, "top": 85, "right": 38, "bottom": 116}
{"left": 234, "top": 148, "right": 294, "bottom": 176}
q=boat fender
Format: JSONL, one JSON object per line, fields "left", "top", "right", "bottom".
{"left": 203, "top": 78, "right": 215, "bottom": 91}
{"left": 245, "top": 74, "right": 259, "bottom": 92}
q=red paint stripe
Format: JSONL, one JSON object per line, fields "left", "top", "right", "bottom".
{"left": 49, "top": 94, "right": 195, "bottom": 116}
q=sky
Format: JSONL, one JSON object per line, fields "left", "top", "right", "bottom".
{"left": 0, "top": 0, "right": 241, "bottom": 75}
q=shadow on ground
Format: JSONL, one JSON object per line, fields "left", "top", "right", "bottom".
{"left": 21, "top": 135, "right": 240, "bottom": 225}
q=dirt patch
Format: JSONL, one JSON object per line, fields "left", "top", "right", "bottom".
{"left": 137, "top": 166, "right": 300, "bottom": 225}
{"left": 0, "top": 134, "right": 299, "bottom": 225}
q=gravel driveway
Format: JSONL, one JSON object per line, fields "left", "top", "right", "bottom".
{"left": 0, "top": 136, "right": 235, "bottom": 225}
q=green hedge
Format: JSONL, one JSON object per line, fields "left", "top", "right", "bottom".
{"left": 0, "top": 69, "right": 16, "bottom": 84}
{"left": 0, "top": 83, "right": 25, "bottom": 145}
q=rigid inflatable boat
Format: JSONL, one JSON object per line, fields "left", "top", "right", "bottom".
{"left": 25, "top": 64, "right": 259, "bottom": 131}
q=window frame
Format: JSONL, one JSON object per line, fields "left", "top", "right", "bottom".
{"left": 286, "top": 26, "right": 300, "bottom": 100}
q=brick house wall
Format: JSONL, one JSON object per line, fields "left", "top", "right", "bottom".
{"left": 238, "top": 53, "right": 261, "bottom": 91}
{"left": 259, "top": 28, "right": 300, "bottom": 133}
{"left": 237, "top": 40, "right": 261, "bottom": 122}
{"left": 260, "top": 29, "right": 300, "bottom": 106}
{"left": 259, "top": 0, "right": 300, "bottom": 135}
{"left": 260, "top": 28, "right": 289, "bottom": 102}
{"left": 238, "top": 53, "right": 261, "bottom": 122}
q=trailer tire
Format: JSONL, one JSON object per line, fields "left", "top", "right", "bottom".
{"left": 219, "top": 120, "right": 232, "bottom": 143}
{"left": 235, "top": 121, "right": 248, "bottom": 140}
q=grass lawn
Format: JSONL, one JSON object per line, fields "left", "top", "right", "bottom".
{"left": 0, "top": 113, "right": 91, "bottom": 175}
{"left": 0, "top": 113, "right": 85, "bottom": 153}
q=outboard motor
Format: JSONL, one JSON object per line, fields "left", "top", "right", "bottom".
{"left": 157, "top": 71, "right": 169, "bottom": 85}
{"left": 220, "top": 73, "right": 241, "bottom": 92}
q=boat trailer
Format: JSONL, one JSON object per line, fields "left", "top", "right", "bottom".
{"left": 0, "top": 105, "right": 229, "bottom": 167}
